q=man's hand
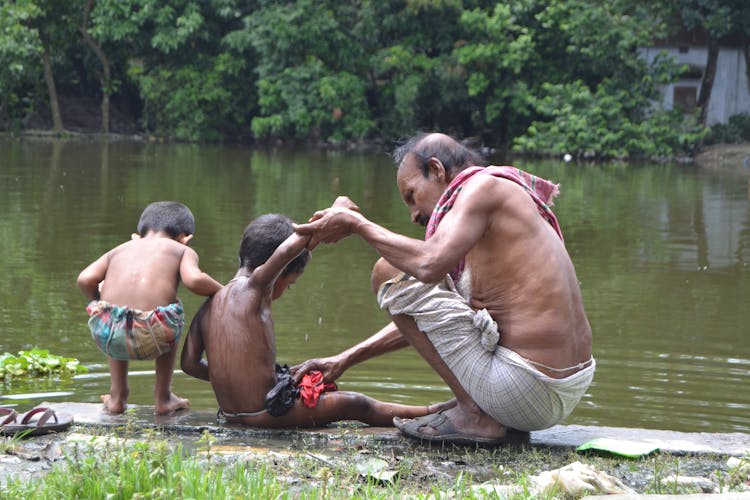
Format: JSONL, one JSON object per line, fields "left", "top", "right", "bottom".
{"left": 291, "top": 355, "right": 345, "bottom": 384}
{"left": 295, "top": 206, "right": 363, "bottom": 249}
{"left": 331, "top": 196, "right": 360, "bottom": 212}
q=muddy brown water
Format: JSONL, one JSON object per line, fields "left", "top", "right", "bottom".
{"left": 1, "top": 139, "right": 749, "bottom": 433}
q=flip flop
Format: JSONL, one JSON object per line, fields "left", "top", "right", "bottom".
{"left": 393, "top": 411, "right": 506, "bottom": 447}
{"left": 0, "top": 407, "right": 18, "bottom": 427}
{"left": 0, "top": 407, "right": 74, "bottom": 437}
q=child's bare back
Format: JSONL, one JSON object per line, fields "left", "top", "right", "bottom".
{"left": 98, "top": 236, "right": 192, "bottom": 311}
{"left": 78, "top": 201, "right": 222, "bottom": 414}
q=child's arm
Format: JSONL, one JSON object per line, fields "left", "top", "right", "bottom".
{"left": 252, "top": 233, "right": 311, "bottom": 289}
{"left": 179, "top": 247, "right": 223, "bottom": 296}
{"left": 180, "top": 304, "right": 209, "bottom": 381}
{"left": 77, "top": 253, "right": 110, "bottom": 301}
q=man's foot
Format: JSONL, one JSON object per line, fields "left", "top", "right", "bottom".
{"left": 394, "top": 406, "right": 507, "bottom": 445}
{"left": 101, "top": 394, "right": 127, "bottom": 414}
{"left": 155, "top": 392, "right": 189, "bottom": 415}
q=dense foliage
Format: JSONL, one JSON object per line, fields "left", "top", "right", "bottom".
{"left": 0, "top": 0, "right": 746, "bottom": 157}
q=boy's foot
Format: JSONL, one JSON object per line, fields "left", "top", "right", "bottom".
{"left": 155, "top": 392, "right": 190, "bottom": 415}
{"left": 101, "top": 394, "right": 127, "bottom": 414}
{"left": 428, "top": 398, "right": 458, "bottom": 414}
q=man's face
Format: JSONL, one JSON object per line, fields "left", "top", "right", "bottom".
{"left": 396, "top": 154, "right": 446, "bottom": 226}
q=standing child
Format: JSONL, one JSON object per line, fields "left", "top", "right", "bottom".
{"left": 78, "top": 201, "right": 222, "bottom": 414}
{"left": 181, "top": 213, "right": 451, "bottom": 427}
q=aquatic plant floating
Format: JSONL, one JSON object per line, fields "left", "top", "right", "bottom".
{"left": 0, "top": 348, "right": 88, "bottom": 380}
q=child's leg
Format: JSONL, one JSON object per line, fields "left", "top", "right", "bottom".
{"left": 323, "top": 392, "right": 454, "bottom": 426}
{"left": 102, "top": 358, "right": 129, "bottom": 414}
{"left": 237, "top": 391, "right": 454, "bottom": 428}
{"left": 153, "top": 347, "right": 189, "bottom": 415}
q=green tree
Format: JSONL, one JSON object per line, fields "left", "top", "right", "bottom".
{"left": 99, "top": 0, "right": 257, "bottom": 141}
{"left": 0, "top": 1, "right": 43, "bottom": 130}
{"left": 23, "top": 0, "right": 84, "bottom": 133}
{"left": 244, "top": 0, "right": 374, "bottom": 142}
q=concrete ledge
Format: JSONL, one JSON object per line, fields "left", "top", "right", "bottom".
{"left": 40, "top": 402, "right": 750, "bottom": 456}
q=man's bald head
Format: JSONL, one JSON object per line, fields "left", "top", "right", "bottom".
{"left": 393, "top": 132, "right": 487, "bottom": 179}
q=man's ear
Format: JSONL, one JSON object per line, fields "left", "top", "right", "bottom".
{"left": 179, "top": 234, "right": 194, "bottom": 245}
{"left": 427, "top": 157, "right": 447, "bottom": 182}
{"left": 131, "top": 233, "right": 141, "bottom": 240}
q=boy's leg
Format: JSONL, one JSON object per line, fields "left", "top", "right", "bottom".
{"left": 153, "top": 346, "right": 189, "bottom": 414}
{"left": 235, "top": 392, "right": 454, "bottom": 428}
{"left": 102, "top": 358, "right": 129, "bottom": 414}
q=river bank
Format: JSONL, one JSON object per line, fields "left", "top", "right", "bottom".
{"left": 2, "top": 402, "right": 749, "bottom": 497}
{"left": 5, "top": 129, "right": 750, "bottom": 168}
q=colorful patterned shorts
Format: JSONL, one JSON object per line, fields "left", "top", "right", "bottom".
{"left": 86, "top": 300, "right": 184, "bottom": 361}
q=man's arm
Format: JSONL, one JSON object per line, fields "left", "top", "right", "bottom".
{"left": 298, "top": 179, "right": 495, "bottom": 283}
{"left": 291, "top": 321, "right": 409, "bottom": 383}
{"left": 179, "top": 247, "right": 223, "bottom": 296}
{"left": 180, "top": 305, "right": 209, "bottom": 381}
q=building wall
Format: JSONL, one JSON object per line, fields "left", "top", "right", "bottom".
{"left": 639, "top": 46, "right": 750, "bottom": 125}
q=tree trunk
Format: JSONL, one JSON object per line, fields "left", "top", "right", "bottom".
{"left": 80, "top": 0, "right": 111, "bottom": 133}
{"left": 743, "top": 39, "right": 750, "bottom": 96}
{"left": 697, "top": 37, "right": 719, "bottom": 126}
{"left": 42, "top": 46, "right": 64, "bottom": 133}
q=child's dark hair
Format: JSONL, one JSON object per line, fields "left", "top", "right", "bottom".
{"left": 137, "top": 201, "right": 195, "bottom": 238}
{"left": 239, "top": 214, "right": 311, "bottom": 276}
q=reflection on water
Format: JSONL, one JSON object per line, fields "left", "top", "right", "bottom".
{"left": 0, "top": 139, "right": 748, "bottom": 432}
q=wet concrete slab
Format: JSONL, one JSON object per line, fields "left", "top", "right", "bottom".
{"left": 38, "top": 401, "right": 750, "bottom": 456}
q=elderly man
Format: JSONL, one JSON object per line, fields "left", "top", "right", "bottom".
{"left": 293, "top": 132, "right": 594, "bottom": 445}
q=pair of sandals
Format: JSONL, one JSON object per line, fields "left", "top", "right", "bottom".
{"left": 0, "top": 406, "right": 74, "bottom": 437}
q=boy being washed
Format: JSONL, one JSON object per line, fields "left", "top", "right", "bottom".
{"left": 181, "top": 213, "right": 449, "bottom": 426}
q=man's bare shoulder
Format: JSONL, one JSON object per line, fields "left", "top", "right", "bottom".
{"left": 454, "top": 172, "right": 521, "bottom": 211}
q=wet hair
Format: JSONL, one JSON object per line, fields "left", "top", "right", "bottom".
{"left": 136, "top": 201, "right": 195, "bottom": 238}
{"left": 239, "top": 213, "right": 311, "bottom": 276}
{"left": 392, "top": 132, "right": 487, "bottom": 177}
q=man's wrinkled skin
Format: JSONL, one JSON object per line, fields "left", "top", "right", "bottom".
{"left": 293, "top": 133, "right": 592, "bottom": 441}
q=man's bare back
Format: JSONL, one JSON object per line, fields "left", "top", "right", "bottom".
{"left": 451, "top": 174, "right": 592, "bottom": 376}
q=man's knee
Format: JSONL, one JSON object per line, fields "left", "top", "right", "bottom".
{"left": 370, "top": 258, "right": 400, "bottom": 294}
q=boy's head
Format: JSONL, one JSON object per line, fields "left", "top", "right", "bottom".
{"left": 239, "top": 213, "right": 311, "bottom": 276}
{"left": 137, "top": 201, "right": 195, "bottom": 239}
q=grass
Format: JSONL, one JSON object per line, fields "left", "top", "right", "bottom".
{"left": 1, "top": 426, "right": 748, "bottom": 499}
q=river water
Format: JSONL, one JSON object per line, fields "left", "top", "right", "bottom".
{"left": 1, "top": 139, "right": 748, "bottom": 433}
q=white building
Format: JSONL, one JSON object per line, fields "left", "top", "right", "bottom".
{"left": 640, "top": 33, "right": 750, "bottom": 126}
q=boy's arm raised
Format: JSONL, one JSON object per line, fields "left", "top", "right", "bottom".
{"left": 251, "top": 233, "right": 311, "bottom": 289}
{"left": 181, "top": 305, "right": 209, "bottom": 381}
{"left": 179, "top": 247, "right": 223, "bottom": 296}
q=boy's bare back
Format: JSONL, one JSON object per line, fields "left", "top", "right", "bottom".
{"left": 189, "top": 276, "right": 278, "bottom": 415}
{"left": 98, "top": 236, "right": 189, "bottom": 310}
{"left": 79, "top": 231, "right": 220, "bottom": 311}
